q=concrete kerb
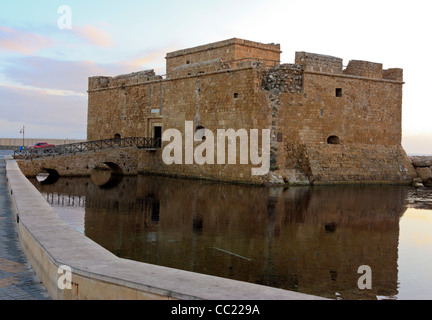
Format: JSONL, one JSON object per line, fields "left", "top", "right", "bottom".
{"left": 5, "top": 159, "right": 327, "bottom": 300}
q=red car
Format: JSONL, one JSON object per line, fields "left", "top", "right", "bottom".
{"left": 29, "top": 142, "right": 55, "bottom": 149}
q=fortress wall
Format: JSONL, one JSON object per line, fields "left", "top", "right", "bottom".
{"left": 278, "top": 71, "right": 404, "bottom": 146}
{"left": 304, "top": 144, "right": 417, "bottom": 184}
{"left": 169, "top": 59, "right": 228, "bottom": 78}
{"left": 166, "top": 40, "right": 237, "bottom": 74}
{"left": 343, "top": 60, "right": 383, "bottom": 79}
{"left": 233, "top": 40, "right": 281, "bottom": 63}
{"left": 261, "top": 59, "right": 414, "bottom": 184}
{"left": 136, "top": 66, "right": 272, "bottom": 185}
{"left": 87, "top": 65, "right": 276, "bottom": 185}
{"left": 382, "top": 68, "right": 403, "bottom": 82}
{"left": 87, "top": 79, "right": 164, "bottom": 140}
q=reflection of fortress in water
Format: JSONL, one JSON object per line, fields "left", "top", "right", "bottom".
{"left": 32, "top": 171, "right": 410, "bottom": 300}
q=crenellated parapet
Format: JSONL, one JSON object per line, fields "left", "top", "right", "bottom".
{"left": 88, "top": 70, "right": 161, "bottom": 91}
{"left": 295, "top": 52, "right": 344, "bottom": 74}
{"left": 294, "top": 51, "right": 403, "bottom": 82}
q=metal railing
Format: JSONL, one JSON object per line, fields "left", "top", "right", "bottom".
{"left": 13, "top": 137, "right": 161, "bottom": 160}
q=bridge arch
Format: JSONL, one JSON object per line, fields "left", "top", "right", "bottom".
{"left": 37, "top": 168, "right": 60, "bottom": 185}
{"left": 103, "top": 162, "right": 123, "bottom": 175}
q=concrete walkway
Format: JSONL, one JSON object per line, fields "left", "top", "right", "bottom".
{"left": 0, "top": 156, "right": 51, "bottom": 300}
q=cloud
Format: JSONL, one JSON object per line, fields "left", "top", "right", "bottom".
{"left": 0, "top": 45, "right": 173, "bottom": 139}
{"left": 0, "top": 26, "right": 53, "bottom": 55}
{"left": 0, "top": 85, "right": 87, "bottom": 138}
{"left": 127, "top": 49, "right": 171, "bottom": 68}
{"left": 1, "top": 56, "right": 138, "bottom": 94}
{"left": 73, "top": 24, "right": 115, "bottom": 48}
{"left": 1, "top": 45, "right": 174, "bottom": 95}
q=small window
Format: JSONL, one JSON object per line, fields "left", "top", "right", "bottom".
{"left": 327, "top": 136, "right": 341, "bottom": 145}
{"left": 186, "top": 60, "right": 191, "bottom": 65}
{"left": 336, "top": 88, "right": 343, "bottom": 97}
{"left": 195, "top": 126, "right": 206, "bottom": 141}
{"left": 234, "top": 93, "right": 239, "bottom": 99}
{"left": 277, "top": 133, "right": 283, "bottom": 142}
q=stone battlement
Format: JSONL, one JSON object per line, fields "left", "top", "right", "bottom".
{"left": 88, "top": 70, "right": 162, "bottom": 91}
{"left": 295, "top": 52, "right": 344, "bottom": 74}
{"left": 295, "top": 51, "right": 403, "bottom": 81}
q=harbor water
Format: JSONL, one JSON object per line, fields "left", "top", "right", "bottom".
{"left": 29, "top": 169, "right": 432, "bottom": 300}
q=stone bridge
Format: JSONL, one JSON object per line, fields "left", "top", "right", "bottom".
{"left": 15, "top": 137, "right": 161, "bottom": 179}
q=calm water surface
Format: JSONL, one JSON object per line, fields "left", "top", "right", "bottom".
{"left": 30, "top": 170, "right": 432, "bottom": 300}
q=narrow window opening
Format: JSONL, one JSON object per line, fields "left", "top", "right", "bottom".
{"left": 234, "top": 93, "right": 239, "bottom": 99}
{"left": 320, "top": 109, "right": 324, "bottom": 117}
{"left": 186, "top": 60, "right": 191, "bottom": 65}
{"left": 336, "top": 88, "right": 343, "bottom": 97}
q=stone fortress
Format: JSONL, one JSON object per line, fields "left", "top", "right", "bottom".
{"left": 86, "top": 38, "right": 417, "bottom": 185}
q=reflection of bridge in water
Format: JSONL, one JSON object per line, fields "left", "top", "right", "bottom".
{"left": 44, "top": 192, "right": 160, "bottom": 222}
{"left": 30, "top": 171, "right": 416, "bottom": 300}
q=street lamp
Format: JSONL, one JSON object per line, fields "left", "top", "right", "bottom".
{"left": 19, "top": 126, "right": 25, "bottom": 150}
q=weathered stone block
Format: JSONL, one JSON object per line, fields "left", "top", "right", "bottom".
{"left": 416, "top": 167, "right": 432, "bottom": 180}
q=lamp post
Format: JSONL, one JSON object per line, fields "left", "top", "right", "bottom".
{"left": 19, "top": 126, "right": 25, "bottom": 150}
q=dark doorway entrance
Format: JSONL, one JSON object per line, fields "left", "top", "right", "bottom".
{"left": 154, "top": 126, "right": 162, "bottom": 148}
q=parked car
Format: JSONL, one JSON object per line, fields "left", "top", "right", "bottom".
{"left": 28, "top": 142, "right": 55, "bottom": 149}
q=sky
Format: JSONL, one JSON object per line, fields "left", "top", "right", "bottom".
{"left": 0, "top": 0, "right": 431, "bottom": 154}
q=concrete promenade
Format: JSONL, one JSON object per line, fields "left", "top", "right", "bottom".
{"left": 0, "top": 156, "right": 51, "bottom": 300}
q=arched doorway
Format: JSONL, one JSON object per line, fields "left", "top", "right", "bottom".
{"left": 327, "top": 136, "right": 341, "bottom": 145}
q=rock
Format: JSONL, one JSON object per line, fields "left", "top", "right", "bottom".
{"left": 416, "top": 167, "right": 432, "bottom": 180}
{"left": 414, "top": 181, "right": 424, "bottom": 188}
{"left": 413, "top": 177, "right": 423, "bottom": 184}
{"left": 424, "top": 178, "right": 432, "bottom": 187}
{"left": 411, "top": 156, "right": 432, "bottom": 167}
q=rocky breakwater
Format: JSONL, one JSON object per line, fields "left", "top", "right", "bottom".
{"left": 411, "top": 156, "right": 432, "bottom": 187}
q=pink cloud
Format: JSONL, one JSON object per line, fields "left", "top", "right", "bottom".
{"left": 0, "top": 26, "right": 53, "bottom": 55}
{"left": 73, "top": 24, "right": 114, "bottom": 47}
